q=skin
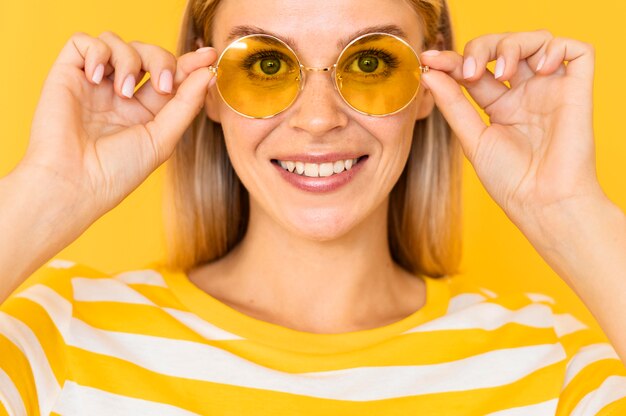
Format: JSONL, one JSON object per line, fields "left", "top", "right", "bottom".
{"left": 188, "top": 0, "right": 437, "bottom": 333}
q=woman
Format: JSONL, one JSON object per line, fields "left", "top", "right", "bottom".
{"left": 1, "top": 0, "right": 625, "bottom": 414}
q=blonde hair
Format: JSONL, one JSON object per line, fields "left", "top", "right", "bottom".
{"left": 164, "top": 0, "right": 462, "bottom": 278}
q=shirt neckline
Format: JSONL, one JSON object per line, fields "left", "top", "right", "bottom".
{"left": 159, "top": 266, "right": 452, "bottom": 354}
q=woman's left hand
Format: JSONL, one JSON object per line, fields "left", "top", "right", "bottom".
{"left": 419, "top": 30, "right": 606, "bottom": 231}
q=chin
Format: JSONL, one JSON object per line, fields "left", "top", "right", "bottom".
{"left": 281, "top": 207, "right": 359, "bottom": 242}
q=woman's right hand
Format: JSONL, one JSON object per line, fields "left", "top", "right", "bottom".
{"left": 18, "top": 31, "right": 217, "bottom": 221}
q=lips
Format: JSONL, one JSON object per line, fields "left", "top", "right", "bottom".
{"left": 270, "top": 152, "right": 368, "bottom": 164}
{"left": 272, "top": 156, "right": 367, "bottom": 178}
{"left": 271, "top": 155, "right": 369, "bottom": 193}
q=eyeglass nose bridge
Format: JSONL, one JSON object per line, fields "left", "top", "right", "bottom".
{"left": 297, "top": 63, "right": 340, "bottom": 92}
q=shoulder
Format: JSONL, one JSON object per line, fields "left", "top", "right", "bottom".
{"left": 438, "top": 273, "right": 596, "bottom": 342}
{"left": 5, "top": 258, "right": 178, "bottom": 312}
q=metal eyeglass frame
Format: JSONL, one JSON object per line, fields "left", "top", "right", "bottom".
{"left": 207, "top": 31, "right": 430, "bottom": 119}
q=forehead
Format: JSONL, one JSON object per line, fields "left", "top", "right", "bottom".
{"left": 212, "top": 0, "right": 425, "bottom": 54}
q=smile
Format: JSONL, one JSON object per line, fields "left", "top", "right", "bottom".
{"left": 271, "top": 156, "right": 369, "bottom": 193}
{"left": 273, "top": 157, "right": 365, "bottom": 178}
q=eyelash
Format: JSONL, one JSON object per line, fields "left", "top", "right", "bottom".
{"left": 240, "top": 49, "right": 296, "bottom": 81}
{"left": 239, "top": 48, "right": 400, "bottom": 81}
{"left": 347, "top": 48, "right": 400, "bottom": 79}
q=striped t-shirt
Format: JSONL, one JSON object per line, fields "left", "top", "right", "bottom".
{"left": 1, "top": 259, "right": 626, "bottom": 415}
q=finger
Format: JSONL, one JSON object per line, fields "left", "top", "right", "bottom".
{"left": 98, "top": 31, "right": 142, "bottom": 99}
{"left": 420, "top": 68, "right": 487, "bottom": 162}
{"left": 463, "top": 30, "right": 554, "bottom": 83}
{"left": 134, "top": 47, "right": 218, "bottom": 115}
{"left": 508, "top": 59, "right": 536, "bottom": 87}
{"left": 54, "top": 32, "right": 112, "bottom": 85}
{"left": 420, "top": 50, "right": 508, "bottom": 111}
{"left": 128, "top": 41, "right": 177, "bottom": 94}
{"left": 144, "top": 67, "right": 214, "bottom": 164}
{"left": 536, "top": 37, "right": 595, "bottom": 88}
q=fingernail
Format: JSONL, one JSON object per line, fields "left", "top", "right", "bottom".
{"left": 463, "top": 56, "right": 476, "bottom": 79}
{"left": 92, "top": 64, "right": 104, "bottom": 84}
{"left": 196, "top": 46, "right": 213, "bottom": 53}
{"left": 159, "top": 70, "right": 173, "bottom": 93}
{"left": 494, "top": 56, "right": 505, "bottom": 79}
{"left": 536, "top": 55, "right": 546, "bottom": 72}
{"left": 422, "top": 49, "right": 440, "bottom": 57}
{"left": 122, "top": 74, "right": 136, "bottom": 98}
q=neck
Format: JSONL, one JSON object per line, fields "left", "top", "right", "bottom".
{"left": 190, "top": 197, "right": 425, "bottom": 333}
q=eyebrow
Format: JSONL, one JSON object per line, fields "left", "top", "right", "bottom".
{"left": 224, "top": 24, "right": 410, "bottom": 51}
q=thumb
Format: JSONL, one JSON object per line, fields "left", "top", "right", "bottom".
{"left": 421, "top": 69, "right": 487, "bottom": 162}
{"left": 144, "top": 67, "right": 214, "bottom": 163}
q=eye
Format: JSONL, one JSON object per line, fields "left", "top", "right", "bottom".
{"left": 344, "top": 48, "right": 400, "bottom": 78}
{"left": 260, "top": 57, "right": 281, "bottom": 75}
{"left": 357, "top": 55, "right": 379, "bottom": 73}
{"left": 240, "top": 49, "right": 295, "bottom": 80}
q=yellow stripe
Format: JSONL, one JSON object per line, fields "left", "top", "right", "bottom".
{"left": 3, "top": 297, "right": 68, "bottom": 386}
{"left": 73, "top": 302, "right": 212, "bottom": 342}
{"left": 557, "top": 359, "right": 626, "bottom": 414}
{"left": 66, "top": 346, "right": 566, "bottom": 415}
{"left": 64, "top": 299, "right": 561, "bottom": 372}
{"left": 121, "top": 284, "right": 187, "bottom": 309}
{"left": 226, "top": 326, "right": 559, "bottom": 372}
{"left": 0, "top": 334, "right": 39, "bottom": 416}
{"left": 596, "top": 396, "right": 626, "bottom": 415}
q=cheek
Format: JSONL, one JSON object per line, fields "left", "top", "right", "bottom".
{"left": 361, "top": 111, "right": 416, "bottom": 156}
{"left": 219, "top": 115, "right": 278, "bottom": 180}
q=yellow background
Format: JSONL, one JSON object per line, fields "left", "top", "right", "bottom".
{"left": 1, "top": 0, "right": 625, "bottom": 330}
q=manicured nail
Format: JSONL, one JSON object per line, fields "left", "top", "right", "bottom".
{"left": 422, "top": 49, "right": 440, "bottom": 57}
{"left": 196, "top": 46, "right": 212, "bottom": 53}
{"left": 536, "top": 55, "right": 546, "bottom": 72}
{"left": 159, "top": 70, "right": 173, "bottom": 93}
{"left": 463, "top": 56, "right": 476, "bottom": 79}
{"left": 92, "top": 64, "right": 104, "bottom": 84}
{"left": 122, "top": 74, "right": 136, "bottom": 98}
{"left": 494, "top": 56, "right": 505, "bottom": 79}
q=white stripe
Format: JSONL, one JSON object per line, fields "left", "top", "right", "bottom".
{"left": 16, "top": 280, "right": 569, "bottom": 401}
{"left": 20, "top": 282, "right": 243, "bottom": 343}
{"left": 15, "top": 284, "right": 73, "bottom": 336}
{"left": 479, "top": 287, "right": 498, "bottom": 298}
{"left": 163, "top": 308, "right": 244, "bottom": 341}
{"left": 446, "top": 293, "right": 487, "bottom": 314}
{"left": 67, "top": 316, "right": 566, "bottom": 401}
{"left": 0, "top": 367, "right": 27, "bottom": 416}
{"left": 554, "top": 313, "right": 588, "bottom": 337}
{"left": 52, "top": 381, "right": 200, "bottom": 416}
{"left": 563, "top": 343, "right": 621, "bottom": 390}
{"left": 114, "top": 270, "right": 167, "bottom": 287}
{"left": 525, "top": 293, "right": 556, "bottom": 304}
{"left": 69, "top": 277, "right": 243, "bottom": 341}
{"left": 404, "top": 303, "right": 554, "bottom": 333}
{"left": 0, "top": 312, "right": 61, "bottom": 415}
{"left": 46, "top": 259, "right": 76, "bottom": 269}
{"left": 72, "top": 278, "right": 153, "bottom": 305}
{"left": 484, "top": 398, "right": 558, "bottom": 415}
{"left": 571, "top": 376, "right": 626, "bottom": 416}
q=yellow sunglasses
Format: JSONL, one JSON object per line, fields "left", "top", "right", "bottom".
{"left": 207, "top": 32, "right": 430, "bottom": 119}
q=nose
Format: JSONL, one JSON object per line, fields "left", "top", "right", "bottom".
{"left": 286, "top": 69, "right": 349, "bottom": 136}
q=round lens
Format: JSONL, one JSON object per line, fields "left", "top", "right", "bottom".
{"left": 215, "top": 35, "right": 301, "bottom": 119}
{"left": 335, "top": 33, "right": 422, "bottom": 116}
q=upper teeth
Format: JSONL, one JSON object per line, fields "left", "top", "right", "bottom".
{"left": 278, "top": 158, "right": 359, "bottom": 177}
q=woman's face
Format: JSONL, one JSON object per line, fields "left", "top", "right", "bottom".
{"left": 205, "top": 0, "right": 435, "bottom": 241}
